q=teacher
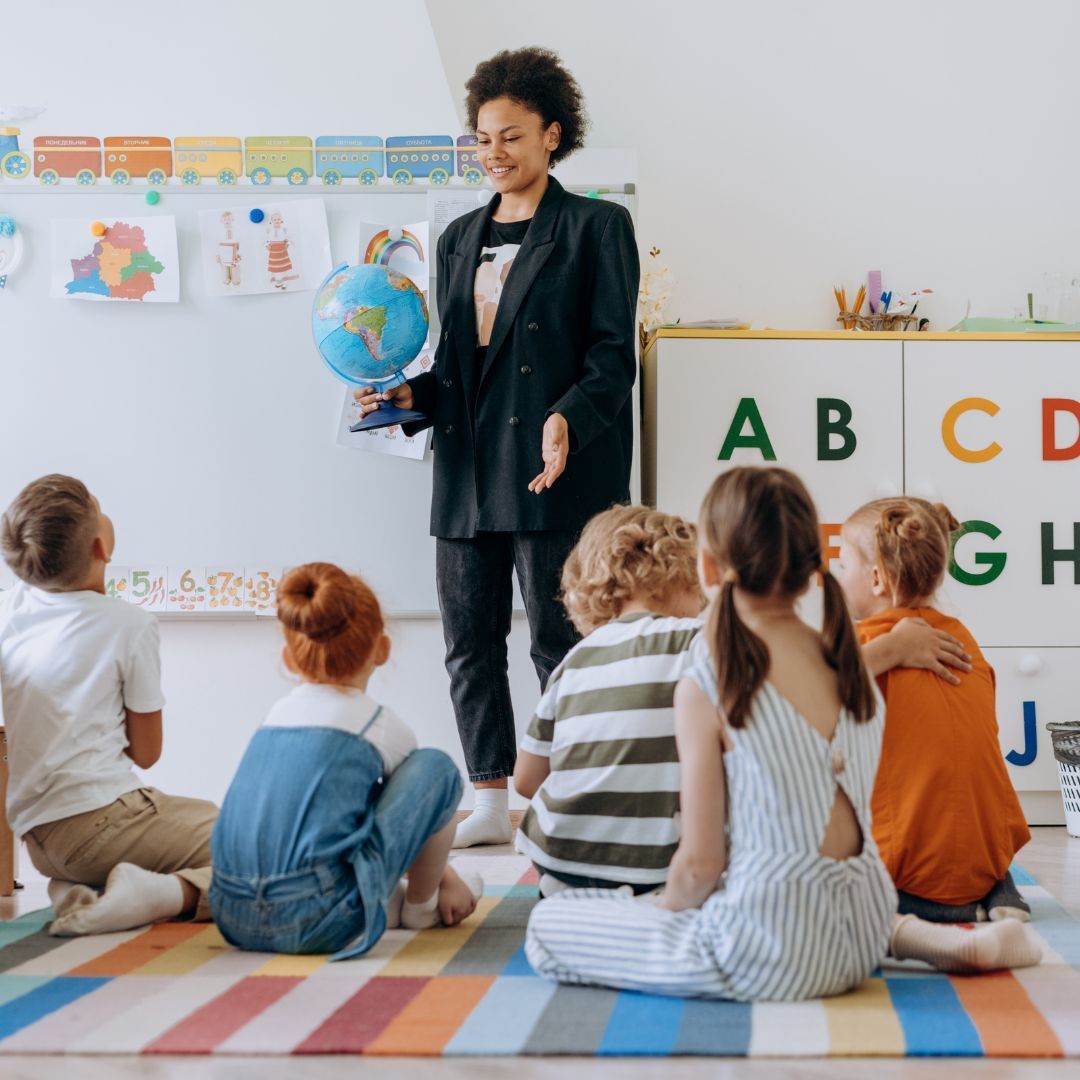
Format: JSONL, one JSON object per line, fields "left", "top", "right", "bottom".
{"left": 355, "top": 47, "right": 640, "bottom": 846}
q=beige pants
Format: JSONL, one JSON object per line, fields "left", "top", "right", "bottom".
{"left": 24, "top": 788, "right": 217, "bottom": 921}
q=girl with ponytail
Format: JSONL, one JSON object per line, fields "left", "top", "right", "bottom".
{"left": 527, "top": 469, "right": 1040, "bottom": 1000}
{"left": 210, "top": 563, "right": 481, "bottom": 959}
{"left": 838, "top": 498, "right": 1032, "bottom": 924}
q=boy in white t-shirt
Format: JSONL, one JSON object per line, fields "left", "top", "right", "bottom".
{"left": 0, "top": 474, "right": 217, "bottom": 935}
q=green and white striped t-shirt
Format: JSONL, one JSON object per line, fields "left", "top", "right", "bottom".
{"left": 515, "top": 612, "right": 703, "bottom": 886}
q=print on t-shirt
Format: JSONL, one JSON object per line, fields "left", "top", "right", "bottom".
{"left": 475, "top": 241, "right": 522, "bottom": 346}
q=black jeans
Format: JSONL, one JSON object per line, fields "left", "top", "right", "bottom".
{"left": 436, "top": 531, "right": 580, "bottom": 782}
{"left": 897, "top": 871, "right": 1030, "bottom": 922}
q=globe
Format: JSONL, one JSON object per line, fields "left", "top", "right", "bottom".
{"left": 311, "top": 262, "right": 429, "bottom": 389}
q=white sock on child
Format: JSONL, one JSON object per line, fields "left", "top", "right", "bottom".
{"left": 401, "top": 870, "right": 484, "bottom": 930}
{"left": 890, "top": 913, "right": 1043, "bottom": 973}
{"left": 451, "top": 788, "right": 512, "bottom": 848}
{"left": 49, "top": 863, "right": 186, "bottom": 937}
{"left": 47, "top": 879, "right": 99, "bottom": 923}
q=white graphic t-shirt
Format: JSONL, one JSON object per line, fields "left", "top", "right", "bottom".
{"left": 474, "top": 217, "right": 531, "bottom": 376}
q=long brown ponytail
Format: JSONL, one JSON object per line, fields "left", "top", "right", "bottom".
{"left": 699, "top": 467, "right": 876, "bottom": 726}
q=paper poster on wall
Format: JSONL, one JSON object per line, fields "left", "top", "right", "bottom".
{"left": 198, "top": 199, "right": 331, "bottom": 296}
{"left": 335, "top": 351, "right": 432, "bottom": 460}
{"left": 427, "top": 189, "right": 488, "bottom": 251}
{"left": 50, "top": 218, "right": 179, "bottom": 302}
{"left": 357, "top": 220, "right": 430, "bottom": 345}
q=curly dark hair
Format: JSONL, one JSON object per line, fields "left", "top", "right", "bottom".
{"left": 465, "top": 47, "right": 589, "bottom": 168}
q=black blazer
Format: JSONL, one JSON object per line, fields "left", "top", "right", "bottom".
{"left": 406, "top": 175, "right": 640, "bottom": 538}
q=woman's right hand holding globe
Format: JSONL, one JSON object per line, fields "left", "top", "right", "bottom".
{"left": 354, "top": 383, "right": 414, "bottom": 417}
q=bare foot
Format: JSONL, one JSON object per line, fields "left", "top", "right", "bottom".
{"left": 437, "top": 866, "right": 482, "bottom": 926}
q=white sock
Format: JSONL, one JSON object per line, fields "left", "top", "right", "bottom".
{"left": 48, "top": 879, "right": 99, "bottom": 922}
{"left": 49, "top": 863, "right": 185, "bottom": 937}
{"left": 400, "top": 890, "right": 440, "bottom": 930}
{"left": 890, "top": 914, "right": 1043, "bottom": 973}
{"left": 400, "top": 869, "right": 484, "bottom": 930}
{"left": 451, "top": 788, "right": 512, "bottom": 848}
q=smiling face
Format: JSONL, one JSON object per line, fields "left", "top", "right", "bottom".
{"left": 475, "top": 96, "right": 561, "bottom": 196}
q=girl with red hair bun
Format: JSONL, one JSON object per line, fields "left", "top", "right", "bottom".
{"left": 209, "top": 562, "right": 482, "bottom": 959}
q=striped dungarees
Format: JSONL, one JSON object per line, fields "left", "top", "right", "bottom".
{"left": 525, "top": 637, "right": 897, "bottom": 1001}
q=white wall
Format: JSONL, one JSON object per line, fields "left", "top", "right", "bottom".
{"left": 4, "top": 0, "right": 543, "bottom": 811}
{"left": 12, "top": 0, "right": 1073, "bottom": 814}
{"left": 428, "top": 0, "right": 1080, "bottom": 331}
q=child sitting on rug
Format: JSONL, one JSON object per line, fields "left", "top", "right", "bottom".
{"left": 526, "top": 468, "right": 1040, "bottom": 1001}
{"left": 0, "top": 474, "right": 216, "bottom": 936}
{"left": 210, "top": 562, "right": 481, "bottom": 959}
{"left": 513, "top": 505, "right": 703, "bottom": 896}
{"left": 838, "top": 497, "right": 1032, "bottom": 923}
{"left": 514, "top": 503, "right": 971, "bottom": 898}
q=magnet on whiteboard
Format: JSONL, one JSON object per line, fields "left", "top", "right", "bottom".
{"left": 90, "top": 221, "right": 107, "bottom": 237}
{"left": 1018, "top": 655, "right": 1042, "bottom": 676}
{"left": 249, "top": 208, "right": 265, "bottom": 223}
{"left": 910, "top": 482, "right": 937, "bottom": 500}
{"left": 144, "top": 190, "right": 160, "bottom": 206}
{"left": 875, "top": 480, "right": 900, "bottom": 498}
{"left": 388, "top": 226, "right": 403, "bottom": 242}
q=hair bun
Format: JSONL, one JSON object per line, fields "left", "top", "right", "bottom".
{"left": 932, "top": 502, "right": 960, "bottom": 535}
{"left": 277, "top": 563, "right": 356, "bottom": 641}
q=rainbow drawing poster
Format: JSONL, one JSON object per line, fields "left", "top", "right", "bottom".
{"left": 357, "top": 220, "right": 430, "bottom": 346}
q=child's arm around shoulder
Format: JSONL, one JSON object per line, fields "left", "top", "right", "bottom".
{"left": 861, "top": 615, "right": 971, "bottom": 684}
{"left": 662, "top": 675, "right": 728, "bottom": 912}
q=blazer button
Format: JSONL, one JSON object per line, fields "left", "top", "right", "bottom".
{"left": 442, "top": 377, "right": 453, "bottom": 388}
{"left": 444, "top": 424, "right": 454, "bottom": 435}
{"left": 520, "top": 365, "right": 532, "bottom": 375}
{"left": 441, "top": 330, "right": 449, "bottom": 342}
{"left": 527, "top": 321, "right": 539, "bottom": 332}
{"left": 509, "top": 416, "right": 520, "bottom": 427}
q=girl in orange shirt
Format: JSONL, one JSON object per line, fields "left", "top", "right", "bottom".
{"left": 838, "top": 497, "right": 1031, "bottom": 923}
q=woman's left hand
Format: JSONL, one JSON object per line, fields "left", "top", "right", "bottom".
{"left": 528, "top": 413, "right": 570, "bottom": 493}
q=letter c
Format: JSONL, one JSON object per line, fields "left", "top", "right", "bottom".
{"left": 941, "top": 397, "right": 1002, "bottom": 463}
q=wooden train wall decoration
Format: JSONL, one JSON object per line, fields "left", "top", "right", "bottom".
{"left": 0, "top": 130, "right": 485, "bottom": 188}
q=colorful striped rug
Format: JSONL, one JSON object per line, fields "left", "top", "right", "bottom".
{"left": 0, "top": 855, "right": 1076, "bottom": 1056}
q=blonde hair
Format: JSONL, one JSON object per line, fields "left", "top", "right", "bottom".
{"left": 846, "top": 497, "right": 960, "bottom": 607}
{"left": 561, "top": 505, "right": 700, "bottom": 634}
{"left": 277, "top": 562, "right": 384, "bottom": 683}
{"left": 700, "top": 467, "right": 876, "bottom": 728}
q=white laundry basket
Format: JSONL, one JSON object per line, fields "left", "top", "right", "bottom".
{"left": 1047, "top": 723, "right": 1080, "bottom": 837}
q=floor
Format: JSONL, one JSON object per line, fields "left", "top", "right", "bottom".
{"left": 0, "top": 827, "right": 1077, "bottom": 1078}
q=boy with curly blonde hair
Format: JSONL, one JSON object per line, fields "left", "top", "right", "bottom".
{"left": 514, "top": 505, "right": 703, "bottom": 895}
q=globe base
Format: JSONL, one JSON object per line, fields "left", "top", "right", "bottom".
{"left": 349, "top": 404, "right": 428, "bottom": 433}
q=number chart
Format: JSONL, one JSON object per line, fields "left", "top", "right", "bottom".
{"left": 105, "top": 566, "right": 281, "bottom": 616}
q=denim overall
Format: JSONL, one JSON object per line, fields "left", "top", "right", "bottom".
{"left": 210, "top": 709, "right": 462, "bottom": 961}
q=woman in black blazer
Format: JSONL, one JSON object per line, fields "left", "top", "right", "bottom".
{"left": 356, "top": 48, "right": 639, "bottom": 846}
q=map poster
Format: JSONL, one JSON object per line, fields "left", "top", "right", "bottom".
{"left": 50, "top": 217, "right": 179, "bottom": 303}
{"left": 198, "top": 199, "right": 331, "bottom": 297}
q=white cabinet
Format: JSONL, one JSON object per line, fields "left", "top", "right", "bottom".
{"left": 645, "top": 332, "right": 1080, "bottom": 820}
{"left": 905, "top": 341, "right": 1080, "bottom": 648}
{"left": 645, "top": 337, "right": 903, "bottom": 524}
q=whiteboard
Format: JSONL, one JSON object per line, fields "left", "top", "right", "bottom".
{"left": 0, "top": 184, "right": 635, "bottom": 614}
{"left": 0, "top": 188, "right": 454, "bottom": 613}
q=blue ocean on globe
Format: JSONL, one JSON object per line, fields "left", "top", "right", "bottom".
{"left": 312, "top": 262, "right": 429, "bottom": 386}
